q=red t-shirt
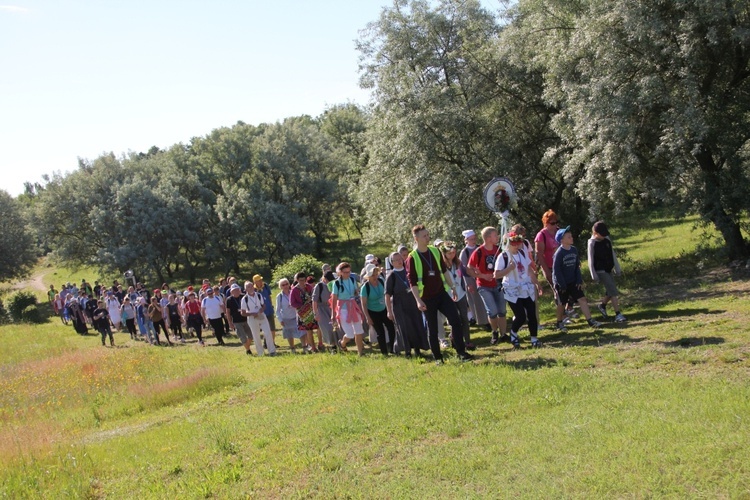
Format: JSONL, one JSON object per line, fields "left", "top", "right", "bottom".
{"left": 406, "top": 248, "right": 447, "bottom": 300}
{"left": 185, "top": 300, "right": 201, "bottom": 315}
{"left": 468, "top": 244, "right": 500, "bottom": 288}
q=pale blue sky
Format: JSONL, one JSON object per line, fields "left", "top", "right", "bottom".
{"left": 0, "top": 1, "right": 500, "bottom": 196}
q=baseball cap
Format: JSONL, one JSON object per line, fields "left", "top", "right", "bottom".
{"left": 555, "top": 226, "right": 571, "bottom": 244}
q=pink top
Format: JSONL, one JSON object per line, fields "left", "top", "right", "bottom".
{"left": 534, "top": 228, "right": 559, "bottom": 269}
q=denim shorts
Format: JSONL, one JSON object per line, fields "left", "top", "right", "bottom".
{"left": 477, "top": 286, "right": 506, "bottom": 318}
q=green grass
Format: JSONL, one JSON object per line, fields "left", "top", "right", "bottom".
{"left": 2, "top": 214, "right": 750, "bottom": 497}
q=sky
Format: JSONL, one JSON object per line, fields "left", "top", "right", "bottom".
{"left": 0, "top": 1, "right": 501, "bottom": 196}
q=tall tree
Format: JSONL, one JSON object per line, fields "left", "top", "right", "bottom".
{"left": 356, "top": 0, "right": 574, "bottom": 243}
{"left": 511, "top": 0, "right": 750, "bottom": 258}
{"left": 0, "top": 191, "right": 38, "bottom": 282}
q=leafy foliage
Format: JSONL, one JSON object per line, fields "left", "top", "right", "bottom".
{"left": 6, "top": 291, "right": 43, "bottom": 323}
{"left": 0, "top": 190, "right": 38, "bottom": 282}
{"left": 271, "top": 254, "right": 325, "bottom": 287}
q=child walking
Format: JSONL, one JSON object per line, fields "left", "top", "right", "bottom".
{"left": 587, "top": 221, "right": 627, "bottom": 323}
{"left": 552, "top": 226, "right": 602, "bottom": 331}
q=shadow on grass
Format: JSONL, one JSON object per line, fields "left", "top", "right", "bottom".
{"left": 658, "top": 336, "right": 725, "bottom": 348}
{"left": 623, "top": 307, "right": 724, "bottom": 326}
{"left": 543, "top": 331, "right": 649, "bottom": 347}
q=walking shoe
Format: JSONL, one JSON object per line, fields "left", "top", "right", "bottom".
{"left": 562, "top": 316, "right": 573, "bottom": 325}
{"left": 597, "top": 303, "right": 609, "bottom": 318}
{"left": 458, "top": 352, "right": 474, "bottom": 362}
{"left": 465, "top": 342, "right": 477, "bottom": 351}
{"left": 439, "top": 340, "right": 450, "bottom": 349}
{"left": 490, "top": 331, "right": 499, "bottom": 345}
{"left": 614, "top": 313, "right": 627, "bottom": 323}
{"left": 587, "top": 318, "right": 602, "bottom": 328}
{"left": 531, "top": 339, "right": 543, "bottom": 348}
{"left": 499, "top": 333, "right": 511, "bottom": 343}
{"left": 246, "top": 349, "right": 252, "bottom": 355}
{"left": 317, "top": 343, "right": 325, "bottom": 352}
{"left": 556, "top": 321, "right": 568, "bottom": 333}
{"left": 199, "top": 340, "right": 205, "bottom": 346}
{"left": 483, "top": 324, "right": 492, "bottom": 332}
{"left": 435, "top": 358, "right": 444, "bottom": 366}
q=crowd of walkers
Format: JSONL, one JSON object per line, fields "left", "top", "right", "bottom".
{"left": 48, "top": 211, "right": 627, "bottom": 362}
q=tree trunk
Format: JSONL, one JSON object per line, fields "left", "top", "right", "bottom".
{"left": 695, "top": 148, "right": 749, "bottom": 260}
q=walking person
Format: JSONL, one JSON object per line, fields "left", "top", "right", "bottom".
{"left": 331, "top": 262, "right": 366, "bottom": 356}
{"left": 241, "top": 281, "right": 277, "bottom": 356}
{"left": 459, "top": 229, "right": 490, "bottom": 331}
{"left": 385, "top": 251, "right": 429, "bottom": 357}
{"left": 120, "top": 296, "right": 138, "bottom": 340}
{"left": 587, "top": 221, "right": 627, "bottom": 323}
{"left": 553, "top": 226, "right": 602, "bottom": 330}
{"left": 165, "top": 293, "right": 185, "bottom": 342}
{"left": 360, "top": 263, "right": 396, "bottom": 355}
{"left": 149, "top": 296, "right": 172, "bottom": 346}
{"left": 105, "top": 291, "right": 122, "bottom": 332}
{"left": 93, "top": 300, "right": 114, "bottom": 347}
{"left": 406, "top": 224, "right": 473, "bottom": 364}
{"left": 494, "top": 231, "right": 544, "bottom": 348}
{"left": 226, "top": 283, "right": 253, "bottom": 355}
{"left": 467, "top": 226, "right": 509, "bottom": 345}
{"left": 201, "top": 287, "right": 227, "bottom": 346}
{"left": 439, "top": 241, "right": 474, "bottom": 350}
{"left": 313, "top": 271, "right": 339, "bottom": 353}
{"left": 290, "top": 272, "right": 318, "bottom": 353}
{"left": 276, "top": 279, "right": 306, "bottom": 353}
{"left": 184, "top": 292, "right": 206, "bottom": 346}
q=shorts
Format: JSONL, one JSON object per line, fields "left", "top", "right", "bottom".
{"left": 340, "top": 319, "right": 364, "bottom": 339}
{"left": 596, "top": 271, "right": 619, "bottom": 297}
{"left": 555, "top": 284, "right": 585, "bottom": 306}
{"left": 235, "top": 322, "right": 252, "bottom": 343}
{"left": 477, "top": 286, "right": 506, "bottom": 318}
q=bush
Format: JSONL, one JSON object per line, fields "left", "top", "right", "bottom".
{"left": 6, "top": 291, "right": 44, "bottom": 323}
{"left": 0, "top": 299, "right": 6, "bottom": 324}
{"left": 20, "top": 304, "right": 43, "bottom": 323}
{"left": 271, "top": 254, "right": 325, "bottom": 288}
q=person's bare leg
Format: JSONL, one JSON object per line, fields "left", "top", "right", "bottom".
{"left": 354, "top": 334, "right": 365, "bottom": 356}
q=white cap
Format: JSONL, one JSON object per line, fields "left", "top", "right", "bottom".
{"left": 364, "top": 263, "right": 380, "bottom": 278}
{"left": 433, "top": 239, "right": 444, "bottom": 247}
{"left": 462, "top": 229, "right": 476, "bottom": 238}
{"left": 365, "top": 254, "right": 375, "bottom": 263}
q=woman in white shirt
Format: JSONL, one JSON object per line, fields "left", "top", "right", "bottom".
{"left": 494, "top": 231, "right": 543, "bottom": 349}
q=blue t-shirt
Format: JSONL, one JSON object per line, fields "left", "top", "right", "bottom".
{"left": 361, "top": 280, "right": 386, "bottom": 312}
{"left": 552, "top": 245, "right": 582, "bottom": 289}
{"left": 332, "top": 277, "right": 358, "bottom": 300}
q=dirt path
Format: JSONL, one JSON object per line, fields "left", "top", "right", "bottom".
{"left": 10, "top": 272, "right": 48, "bottom": 294}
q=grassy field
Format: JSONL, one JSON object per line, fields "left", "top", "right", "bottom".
{"left": 1, "top": 214, "right": 749, "bottom": 498}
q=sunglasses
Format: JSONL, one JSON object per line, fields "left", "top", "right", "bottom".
{"left": 548, "top": 220, "right": 559, "bottom": 225}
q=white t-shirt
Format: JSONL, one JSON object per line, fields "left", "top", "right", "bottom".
{"left": 201, "top": 296, "right": 224, "bottom": 320}
{"left": 241, "top": 293, "right": 264, "bottom": 316}
{"left": 495, "top": 249, "right": 536, "bottom": 304}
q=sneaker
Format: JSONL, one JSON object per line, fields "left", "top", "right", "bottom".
{"left": 458, "top": 353, "right": 474, "bottom": 362}
{"left": 562, "top": 317, "right": 573, "bottom": 325}
{"left": 465, "top": 342, "right": 476, "bottom": 351}
{"left": 614, "top": 313, "right": 627, "bottom": 323}
{"left": 490, "top": 331, "right": 499, "bottom": 345}
{"left": 439, "top": 340, "right": 450, "bottom": 349}
{"left": 587, "top": 318, "right": 602, "bottom": 328}
{"left": 499, "top": 333, "right": 511, "bottom": 343}
{"left": 199, "top": 340, "right": 205, "bottom": 346}
{"left": 556, "top": 321, "right": 568, "bottom": 333}
{"left": 317, "top": 343, "right": 325, "bottom": 352}
{"left": 531, "top": 339, "right": 543, "bottom": 348}
{"left": 435, "top": 358, "right": 444, "bottom": 366}
{"left": 483, "top": 324, "right": 492, "bottom": 332}
{"left": 565, "top": 308, "right": 579, "bottom": 319}
{"left": 597, "top": 304, "right": 609, "bottom": 318}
